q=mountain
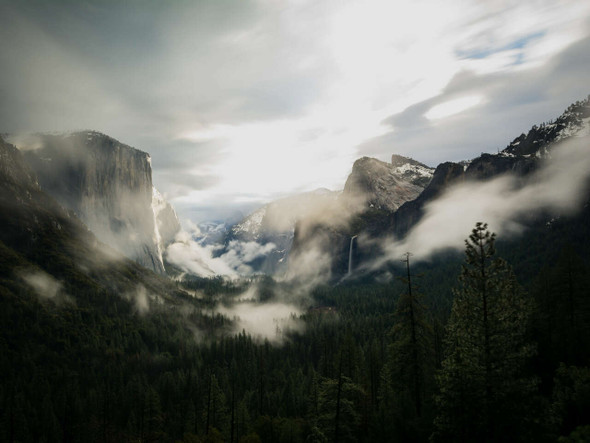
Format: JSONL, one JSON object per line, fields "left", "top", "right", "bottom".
{"left": 11, "top": 131, "right": 181, "bottom": 274}
{"left": 289, "top": 95, "right": 590, "bottom": 280}
{"left": 390, "top": 154, "right": 435, "bottom": 188}
{"left": 342, "top": 156, "right": 433, "bottom": 213}
{"left": 503, "top": 97, "right": 590, "bottom": 156}
{"left": 224, "top": 188, "right": 340, "bottom": 274}
{"left": 0, "top": 135, "right": 186, "bottom": 299}
{"left": 289, "top": 155, "right": 435, "bottom": 278}
{"left": 392, "top": 95, "right": 590, "bottom": 238}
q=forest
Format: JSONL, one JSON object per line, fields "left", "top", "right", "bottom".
{"left": 1, "top": 216, "right": 589, "bottom": 443}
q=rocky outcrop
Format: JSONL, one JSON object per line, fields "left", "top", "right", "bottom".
{"left": 0, "top": 135, "right": 95, "bottom": 266}
{"left": 17, "top": 131, "right": 178, "bottom": 274}
{"left": 0, "top": 137, "right": 38, "bottom": 190}
{"left": 503, "top": 96, "right": 590, "bottom": 157}
{"left": 342, "top": 157, "right": 430, "bottom": 213}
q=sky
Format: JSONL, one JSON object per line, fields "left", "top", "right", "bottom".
{"left": 1, "top": 0, "right": 590, "bottom": 223}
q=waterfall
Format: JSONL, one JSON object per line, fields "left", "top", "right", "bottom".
{"left": 348, "top": 235, "right": 358, "bottom": 275}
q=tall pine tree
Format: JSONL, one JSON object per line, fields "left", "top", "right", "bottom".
{"left": 381, "top": 252, "right": 435, "bottom": 441}
{"left": 433, "top": 223, "right": 537, "bottom": 442}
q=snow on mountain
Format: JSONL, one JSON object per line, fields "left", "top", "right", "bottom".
{"left": 503, "top": 95, "right": 590, "bottom": 157}
{"left": 342, "top": 156, "right": 433, "bottom": 213}
{"left": 230, "top": 189, "right": 340, "bottom": 242}
{"left": 222, "top": 189, "right": 340, "bottom": 274}
{"left": 391, "top": 154, "right": 435, "bottom": 188}
{"left": 231, "top": 206, "right": 267, "bottom": 241}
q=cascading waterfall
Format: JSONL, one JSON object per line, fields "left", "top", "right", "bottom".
{"left": 348, "top": 235, "right": 358, "bottom": 275}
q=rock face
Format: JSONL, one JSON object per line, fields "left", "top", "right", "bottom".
{"left": 290, "top": 155, "right": 434, "bottom": 278}
{"left": 0, "top": 134, "right": 186, "bottom": 302}
{"left": 17, "top": 131, "right": 179, "bottom": 274}
{"left": 342, "top": 157, "right": 432, "bottom": 213}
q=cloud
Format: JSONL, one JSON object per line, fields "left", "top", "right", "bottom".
{"left": 220, "top": 240, "right": 277, "bottom": 274}
{"left": 20, "top": 270, "right": 73, "bottom": 305}
{"left": 286, "top": 241, "right": 334, "bottom": 290}
{"left": 1, "top": 0, "right": 590, "bottom": 223}
{"left": 217, "top": 300, "right": 303, "bottom": 344}
{"left": 125, "top": 284, "right": 151, "bottom": 316}
{"left": 165, "top": 230, "right": 235, "bottom": 277}
{"left": 0, "top": 1, "right": 332, "bottom": 132}
{"left": 365, "top": 136, "right": 590, "bottom": 268}
{"left": 211, "top": 277, "right": 315, "bottom": 344}
{"left": 365, "top": 34, "right": 590, "bottom": 166}
{"left": 165, "top": 224, "right": 282, "bottom": 277}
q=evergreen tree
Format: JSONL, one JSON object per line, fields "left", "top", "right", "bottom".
{"left": 433, "top": 223, "right": 537, "bottom": 442}
{"left": 381, "top": 252, "right": 434, "bottom": 441}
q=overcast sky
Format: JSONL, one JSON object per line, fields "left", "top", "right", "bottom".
{"left": 1, "top": 0, "right": 590, "bottom": 222}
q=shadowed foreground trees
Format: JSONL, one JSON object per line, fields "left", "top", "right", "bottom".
{"left": 432, "top": 223, "right": 539, "bottom": 442}
{"left": 2, "top": 221, "right": 590, "bottom": 441}
{"left": 380, "top": 252, "right": 435, "bottom": 441}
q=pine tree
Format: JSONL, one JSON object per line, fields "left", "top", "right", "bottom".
{"left": 382, "top": 252, "right": 434, "bottom": 441}
{"left": 433, "top": 223, "right": 537, "bottom": 442}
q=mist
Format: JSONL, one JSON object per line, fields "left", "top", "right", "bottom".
{"left": 217, "top": 299, "right": 303, "bottom": 344}
{"left": 365, "top": 136, "right": 590, "bottom": 268}
{"left": 125, "top": 284, "right": 151, "bottom": 316}
{"left": 20, "top": 270, "right": 73, "bottom": 305}
{"left": 165, "top": 229, "right": 283, "bottom": 278}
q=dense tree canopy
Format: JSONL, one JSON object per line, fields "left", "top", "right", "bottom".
{"left": 1, "top": 220, "right": 590, "bottom": 442}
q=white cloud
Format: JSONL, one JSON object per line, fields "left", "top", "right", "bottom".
{"left": 20, "top": 270, "right": 73, "bottom": 305}
{"left": 165, "top": 222, "right": 281, "bottom": 277}
{"left": 125, "top": 284, "right": 151, "bottom": 316}
{"left": 165, "top": 230, "right": 236, "bottom": 277}
{"left": 1, "top": 0, "right": 590, "bottom": 222}
{"left": 425, "top": 96, "right": 483, "bottom": 120}
{"left": 217, "top": 301, "right": 303, "bottom": 344}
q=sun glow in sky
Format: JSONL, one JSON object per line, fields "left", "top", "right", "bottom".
{"left": 1, "top": 0, "right": 590, "bottom": 221}
{"left": 425, "top": 96, "right": 484, "bottom": 120}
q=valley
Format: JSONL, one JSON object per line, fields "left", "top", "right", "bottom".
{"left": 1, "top": 96, "right": 589, "bottom": 441}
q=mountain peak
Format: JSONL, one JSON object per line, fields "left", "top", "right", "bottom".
{"left": 343, "top": 155, "right": 433, "bottom": 213}
{"left": 391, "top": 154, "right": 435, "bottom": 188}
{"left": 391, "top": 153, "right": 431, "bottom": 169}
{"left": 503, "top": 95, "right": 590, "bottom": 157}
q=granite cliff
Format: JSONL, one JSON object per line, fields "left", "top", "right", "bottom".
{"left": 15, "top": 131, "right": 180, "bottom": 274}
{"left": 0, "top": 134, "right": 187, "bottom": 305}
{"left": 342, "top": 157, "right": 431, "bottom": 213}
